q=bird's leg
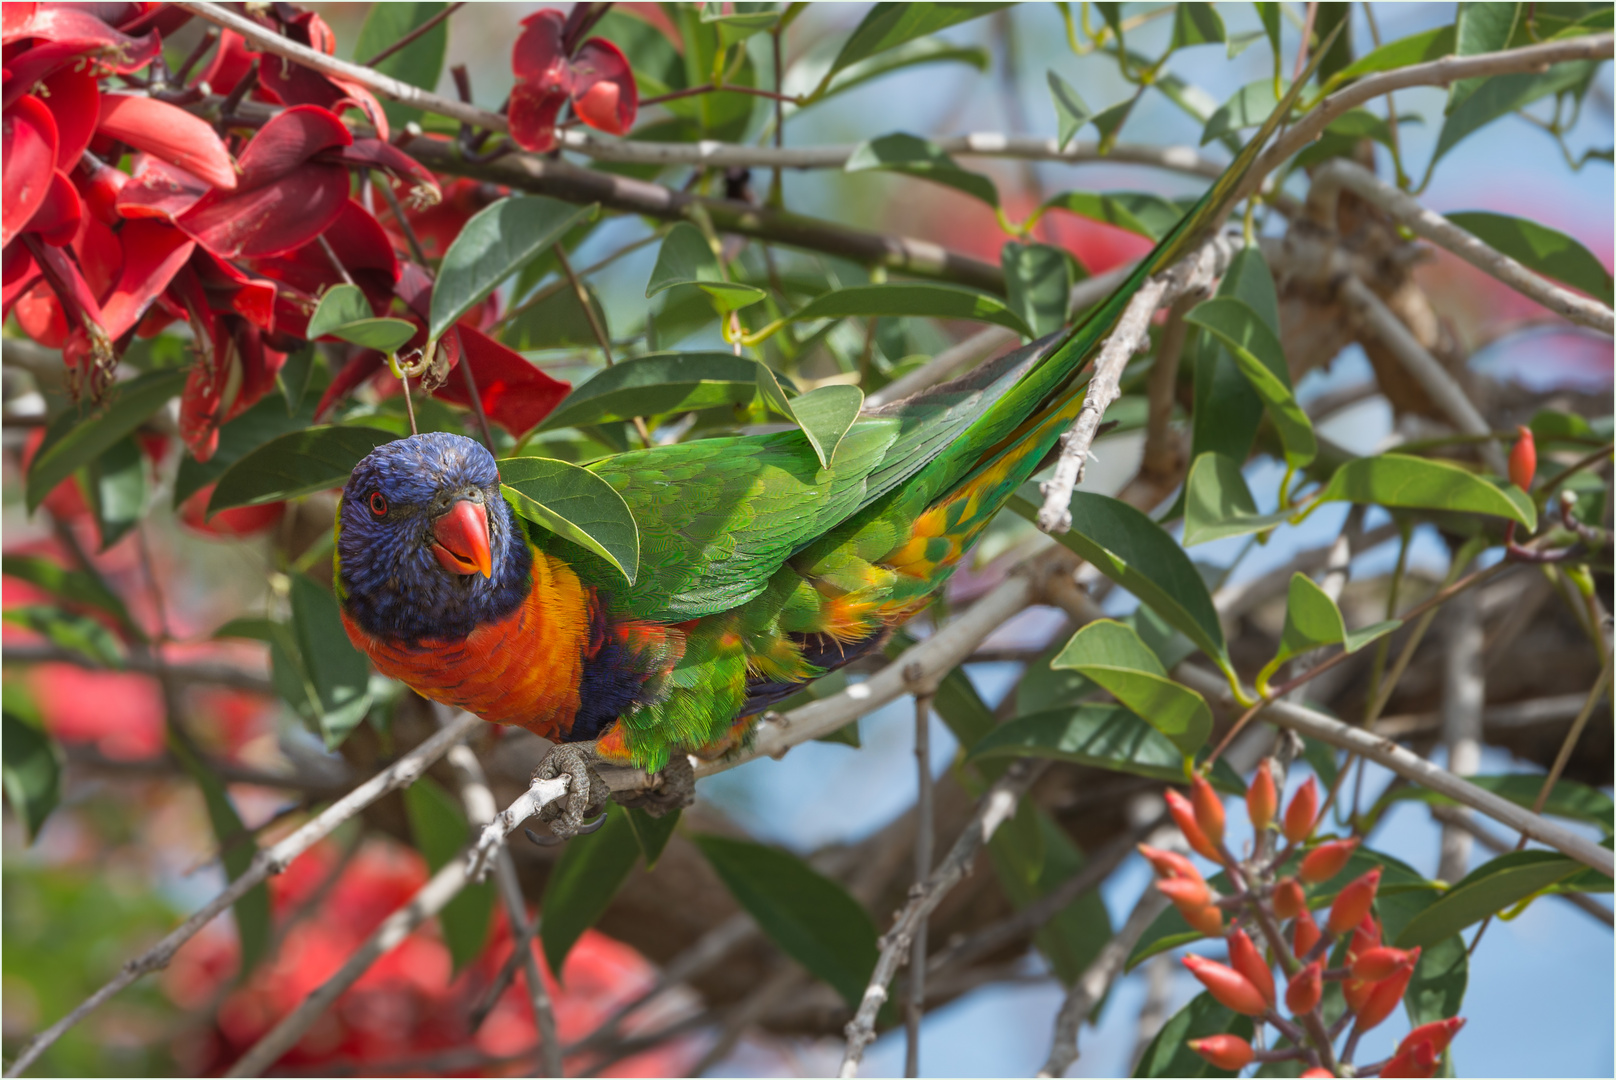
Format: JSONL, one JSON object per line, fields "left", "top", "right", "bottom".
{"left": 614, "top": 752, "right": 695, "bottom": 818}
{"left": 534, "top": 743, "right": 610, "bottom": 840}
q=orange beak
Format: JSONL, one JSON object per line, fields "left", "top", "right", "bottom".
{"left": 430, "top": 499, "right": 493, "bottom": 578}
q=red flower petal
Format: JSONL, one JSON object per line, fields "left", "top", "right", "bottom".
{"left": 75, "top": 213, "right": 123, "bottom": 302}
{"left": 98, "top": 218, "right": 195, "bottom": 339}
{"left": 380, "top": 175, "right": 489, "bottom": 261}
{"left": 513, "top": 9, "right": 569, "bottom": 84}
{"left": 26, "top": 169, "right": 83, "bottom": 246}
{"left": 322, "top": 138, "right": 440, "bottom": 209}
{"left": 570, "top": 37, "right": 636, "bottom": 135}
{"left": 314, "top": 350, "right": 387, "bottom": 420}
{"left": 115, "top": 153, "right": 210, "bottom": 221}
{"left": 433, "top": 324, "right": 571, "bottom": 435}
{"left": 236, "top": 104, "right": 352, "bottom": 184}
{"left": 178, "top": 164, "right": 349, "bottom": 259}
{"left": 2, "top": 242, "right": 41, "bottom": 317}
{"left": 1, "top": 2, "right": 39, "bottom": 42}
{"left": 42, "top": 66, "right": 99, "bottom": 170}
{"left": 198, "top": 29, "right": 256, "bottom": 97}
{"left": 2, "top": 95, "right": 58, "bottom": 247}
{"left": 191, "top": 248, "right": 276, "bottom": 331}
{"left": 15, "top": 280, "right": 68, "bottom": 346}
{"left": 246, "top": 198, "right": 400, "bottom": 316}
{"left": 98, "top": 93, "right": 238, "bottom": 191}
{"left": 508, "top": 81, "right": 569, "bottom": 153}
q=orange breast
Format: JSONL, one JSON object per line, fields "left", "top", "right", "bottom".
{"left": 341, "top": 551, "right": 593, "bottom": 740}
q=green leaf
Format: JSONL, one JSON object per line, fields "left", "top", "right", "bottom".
{"left": 354, "top": 2, "right": 450, "bottom": 130}
{"left": 3, "top": 607, "right": 126, "bottom": 669}
{"left": 1330, "top": 25, "right": 1454, "bottom": 85}
{"left": 784, "top": 384, "right": 865, "bottom": 468}
{"left": 1047, "top": 71, "right": 1091, "bottom": 150}
{"left": 289, "top": 574, "right": 374, "bottom": 748}
{"left": 805, "top": 36, "right": 990, "bottom": 106}
{"left": 820, "top": 2, "right": 1013, "bottom": 85}
{"left": 789, "top": 282, "right": 1032, "bottom": 337}
{"left": 174, "top": 385, "right": 321, "bottom": 507}
{"left": 1002, "top": 241, "right": 1074, "bottom": 339}
{"left": 698, "top": 1, "right": 779, "bottom": 46}
{"left": 1202, "top": 79, "right": 1277, "bottom": 146}
{"left": 1373, "top": 773, "right": 1615, "bottom": 835}
{"left": 278, "top": 346, "right": 316, "bottom": 415}
{"left": 1190, "top": 247, "right": 1277, "bottom": 465}
{"left": 501, "top": 456, "right": 641, "bottom": 584}
{"left": 27, "top": 369, "right": 187, "bottom": 512}
{"left": 645, "top": 223, "right": 766, "bottom": 314}
{"left": 85, "top": 436, "right": 146, "bottom": 551}
{"left": 1446, "top": 211, "right": 1615, "bottom": 306}
{"left": 1170, "top": 2, "right": 1226, "bottom": 49}
{"left": 2, "top": 555, "right": 140, "bottom": 639}
{"left": 694, "top": 834, "right": 878, "bottom": 1008}
{"left": 540, "top": 352, "right": 776, "bottom": 430}
{"left": 1404, "top": 930, "right": 1468, "bottom": 1028}
{"left": 970, "top": 703, "right": 1247, "bottom": 793}
{"left": 431, "top": 197, "right": 600, "bottom": 340}
{"left": 1090, "top": 93, "right": 1139, "bottom": 151}
{"left": 209, "top": 426, "right": 397, "bottom": 513}
{"left": 1186, "top": 297, "right": 1315, "bottom": 467}
{"left": 1397, "top": 850, "right": 1581, "bottom": 949}
{"left": 2, "top": 711, "right": 61, "bottom": 842}
{"left": 1040, "top": 190, "right": 1182, "bottom": 240}
{"left": 1257, "top": 573, "right": 1397, "bottom": 691}
{"left": 404, "top": 776, "right": 495, "bottom": 971}
{"left": 1182, "top": 452, "right": 1289, "bottom": 545}
{"left": 1316, "top": 453, "right": 1536, "bottom": 529}
{"left": 624, "top": 806, "right": 681, "bottom": 870}
{"left": 845, "top": 132, "right": 1000, "bottom": 208}
{"left": 1050, "top": 621, "right": 1213, "bottom": 755}
{"left": 1431, "top": 58, "right": 1595, "bottom": 169}
{"left": 1450, "top": 3, "right": 1523, "bottom": 112}
{"left": 987, "top": 806, "right": 1111, "bottom": 984}
{"left": 541, "top": 804, "right": 642, "bottom": 975}
{"left": 503, "top": 281, "right": 612, "bottom": 351}
{"left": 1013, "top": 490, "right": 1233, "bottom": 678}
{"left": 1134, "top": 992, "right": 1255, "bottom": 1078}
{"left": 307, "top": 284, "right": 418, "bottom": 353}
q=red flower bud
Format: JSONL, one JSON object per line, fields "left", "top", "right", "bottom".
{"left": 1299, "top": 838, "right": 1359, "bottom": 883}
{"left": 1352, "top": 948, "right": 1419, "bottom": 1031}
{"left": 1509, "top": 425, "right": 1537, "bottom": 491}
{"left": 1348, "top": 913, "right": 1383, "bottom": 958}
{"left": 1283, "top": 777, "right": 1319, "bottom": 844}
{"left": 1156, "top": 876, "right": 1211, "bottom": 909}
{"left": 1380, "top": 1039, "right": 1438, "bottom": 1079}
{"left": 1398, "top": 1017, "right": 1465, "bottom": 1058}
{"left": 1182, "top": 954, "right": 1269, "bottom": 1017}
{"left": 1285, "top": 960, "right": 1323, "bottom": 1015}
{"left": 1165, "top": 789, "right": 1222, "bottom": 862}
{"left": 1227, "top": 929, "right": 1275, "bottom": 1007}
{"left": 1293, "top": 908, "right": 1321, "bottom": 960}
{"left": 1351, "top": 945, "right": 1416, "bottom": 982}
{"left": 1327, "top": 868, "right": 1381, "bottom": 936}
{"left": 1187, "top": 1035, "right": 1254, "bottom": 1070}
{"left": 1272, "top": 877, "right": 1306, "bottom": 920}
{"left": 1138, "top": 843, "right": 1201, "bottom": 882}
{"left": 1190, "top": 776, "right": 1226, "bottom": 846}
{"left": 1247, "top": 760, "right": 1277, "bottom": 833}
{"left": 1182, "top": 902, "right": 1226, "bottom": 938}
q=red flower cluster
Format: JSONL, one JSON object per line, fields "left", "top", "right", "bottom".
{"left": 509, "top": 7, "right": 637, "bottom": 152}
{"left": 1146, "top": 768, "right": 1464, "bottom": 1078}
{"left": 2, "top": 2, "right": 576, "bottom": 474}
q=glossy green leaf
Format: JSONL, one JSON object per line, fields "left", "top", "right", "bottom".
{"left": 624, "top": 806, "right": 681, "bottom": 870}
{"left": 26, "top": 369, "right": 187, "bottom": 512}
{"left": 85, "top": 436, "right": 145, "bottom": 551}
{"left": 542, "top": 353, "right": 774, "bottom": 430}
{"left": 1186, "top": 297, "right": 1315, "bottom": 467}
{"left": 290, "top": 574, "right": 373, "bottom": 748}
{"left": 1330, "top": 25, "right": 1454, "bottom": 85}
{"left": 845, "top": 132, "right": 1000, "bottom": 207}
{"left": 3, "top": 606, "right": 126, "bottom": 669}
{"left": 1257, "top": 573, "right": 1398, "bottom": 690}
{"left": 1190, "top": 247, "right": 1277, "bottom": 466}
{"left": 970, "top": 703, "right": 1246, "bottom": 793}
{"left": 1202, "top": 79, "right": 1276, "bottom": 145}
{"left": 790, "top": 282, "right": 1032, "bottom": 336}
{"left": 1431, "top": 58, "right": 1595, "bottom": 168}
{"left": 501, "top": 456, "right": 641, "bottom": 584}
{"left": 209, "top": 426, "right": 397, "bottom": 513}
{"left": 404, "top": 776, "right": 495, "bottom": 971}
{"left": 1397, "top": 850, "right": 1581, "bottom": 948}
{"left": 1316, "top": 453, "right": 1536, "bottom": 529}
{"left": 1090, "top": 92, "right": 1140, "bottom": 152}
{"left": 2, "top": 711, "right": 61, "bottom": 842}
{"left": 987, "top": 805, "right": 1111, "bottom": 984}
{"left": 432, "top": 197, "right": 600, "bottom": 340}
{"left": 1182, "top": 452, "right": 1289, "bottom": 545}
{"left": 174, "top": 386, "right": 321, "bottom": 507}
{"left": 1450, "top": 3, "right": 1523, "bottom": 112}
{"left": 698, "top": 1, "right": 778, "bottom": 46}
{"left": 1253, "top": 2, "right": 1282, "bottom": 61}
{"left": 1170, "top": 2, "right": 1226, "bottom": 48}
{"left": 1403, "top": 929, "right": 1468, "bottom": 1029}
{"left": 1002, "top": 241, "right": 1073, "bottom": 339}
{"left": 695, "top": 834, "right": 878, "bottom": 1008}
{"left": 541, "top": 805, "right": 641, "bottom": 975}
{"left": 1040, "top": 190, "right": 1181, "bottom": 240}
{"left": 503, "top": 281, "right": 612, "bottom": 351}
{"left": 1134, "top": 992, "right": 1255, "bottom": 1078}
{"left": 806, "top": 36, "right": 990, "bottom": 106}
{"left": 1047, "top": 71, "right": 1091, "bottom": 150}
{"left": 278, "top": 347, "right": 316, "bottom": 415}
{"left": 308, "top": 284, "right": 416, "bottom": 353}
{"left": 354, "top": 2, "right": 450, "bottom": 129}
{"left": 1014, "top": 490, "right": 1233, "bottom": 678}
{"left": 787, "top": 384, "right": 865, "bottom": 468}
{"left": 1373, "top": 773, "right": 1615, "bottom": 835}
{"left": 1446, "top": 211, "right": 1614, "bottom": 305}
{"left": 1051, "top": 620, "right": 1213, "bottom": 755}
{"left": 1, "top": 555, "right": 140, "bottom": 639}
{"left": 646, "top": 223, "right": 766, "bottom": 314}
{"left": 820, "top": 2, "right": 1013, "bottom": 85}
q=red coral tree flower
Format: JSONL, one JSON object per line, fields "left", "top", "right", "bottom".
{"left": 509, "top": 8, "right": 637, "bottom": 153}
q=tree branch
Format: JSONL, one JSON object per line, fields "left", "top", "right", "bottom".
{"left": 2, "top": 640, "right": 275, "bottom": 694}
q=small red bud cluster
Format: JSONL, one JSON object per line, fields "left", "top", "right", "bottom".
{"left": 1140, "top": 768, "right": 1462, "bottom": 1077}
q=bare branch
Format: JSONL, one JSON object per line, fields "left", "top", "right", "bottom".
{"left": 1310, "top": 159, "right": 1614, "bottom": 335}
{"left": 2, "top": 640, "right": 274, "bottom": 694}
{"left": 5, "top": 711, "right": 484, "bottom": 1079}
{"left": 1438, "top": 586, "right": 1485, "bottom": 883}
{"left": 1175, "top": 665, "right": 1615, "bottom": 876}
{"left": 906, "top": 691, "right": 936, "bottom": 1078}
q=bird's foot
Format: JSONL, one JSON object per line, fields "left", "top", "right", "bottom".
{"left": 533, "top": 743, "right": 610, "bottom": 841}
{"left": 613, "top": 752, "right": 695, "bottom": 818}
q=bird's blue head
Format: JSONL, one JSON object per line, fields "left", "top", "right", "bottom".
{"left": 336, "top": 432, "right": 531, "bottom": 642}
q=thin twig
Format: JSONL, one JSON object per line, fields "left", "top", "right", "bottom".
{"left": 1437, "top": 584, "right": 1484, "bottom": 883}
{"left": 361, "top": 3, "right": 465, "bottom": 67}
{"left": 1291, "top": 2, "right": 1320, "bottom": 85}
{"left": 905, "top": 689, "right": 936, "bottom": 1078}
{"left": 1, "top": 641, "right": 275, "bottom": 694}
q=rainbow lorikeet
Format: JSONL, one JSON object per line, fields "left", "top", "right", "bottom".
{"left": 333, "top": 102, "right": 1291, "bottom": 836}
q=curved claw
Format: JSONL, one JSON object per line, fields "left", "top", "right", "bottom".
{"left": 524, "top": 827, "right": 564, "bottom": 848}
{"left": 523, "top": 812, "right": 607, "bottom": 848}
{"left": 575, "top": 811, "right": 608, "bottom": 836}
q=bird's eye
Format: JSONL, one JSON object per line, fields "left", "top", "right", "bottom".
{"left": 369, "top": 492, "right": 388, "bottom": 517}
